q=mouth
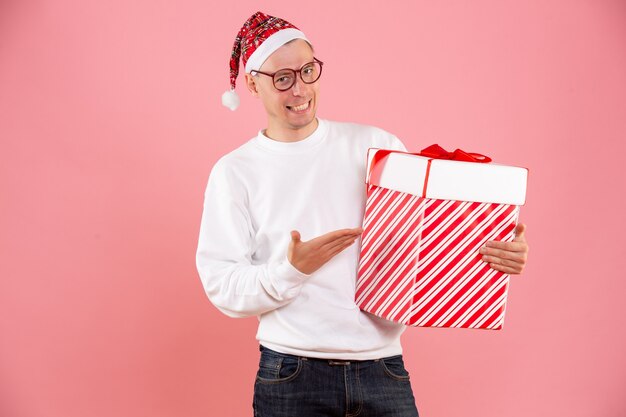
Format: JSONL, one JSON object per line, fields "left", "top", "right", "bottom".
{"left": 286, "top": 99, "right": 312, "bottom": 113}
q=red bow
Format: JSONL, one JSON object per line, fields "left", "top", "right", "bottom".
{"left": 418, "top": 144, "right": 492, "bottom": 163}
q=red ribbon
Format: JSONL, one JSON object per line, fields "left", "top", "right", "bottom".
{"left": 367, "top": 144, "right": 492, "bottom": 198}
{"left": 418, "top": 144, "right": 492, "bottom": 163}
{"left": 418, "top": 144, "right": 491, "bottom": 197}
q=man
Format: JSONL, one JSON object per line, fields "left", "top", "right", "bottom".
{"left": 196, "top": 11, "right": 528, "bottom": 417}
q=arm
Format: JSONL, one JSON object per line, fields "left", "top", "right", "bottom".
{"left": 195, "top": 161, "right": 311, "bottom": 318}
{"left": 390, "top": 134, "right": 408, "bottom": 152}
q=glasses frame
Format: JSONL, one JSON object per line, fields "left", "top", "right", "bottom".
{"left": 250, "top": 57, "right": 324, "bottom": 91}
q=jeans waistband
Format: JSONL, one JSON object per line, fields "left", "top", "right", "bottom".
{"left": 259, "top": 344, "right": 387, "bottom": 365}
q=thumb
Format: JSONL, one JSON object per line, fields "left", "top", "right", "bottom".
{"left": 514, "top": 223, "right": 526, "bottom": 240}
{"left": 290, "top": 230, "right": 301, "bottom": 243}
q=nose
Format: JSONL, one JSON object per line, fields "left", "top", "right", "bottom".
{"left": 291, "top": 75, "right": 306, "bottom": 96}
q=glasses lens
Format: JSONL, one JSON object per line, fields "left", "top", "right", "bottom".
{"left": 301, "top": 62, "right": 322, "bottom": 84}
{"left": 273, "top": 70, "right": 296, "bottom": 91}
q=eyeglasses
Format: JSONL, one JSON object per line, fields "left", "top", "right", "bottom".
{"left": 250, "top": 58, "right": 324, "bottom": 91}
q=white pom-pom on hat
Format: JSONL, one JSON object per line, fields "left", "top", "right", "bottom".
{"left": 222, "top": 89, "right": 240, "bottom": 111}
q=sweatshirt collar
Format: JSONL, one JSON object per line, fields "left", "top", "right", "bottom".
{"left": 254, "top": 118, "right": 328, "bottom": 153}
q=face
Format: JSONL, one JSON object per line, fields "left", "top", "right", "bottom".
{"left": 245, "top": 39, "right": 320, "bottom": 140}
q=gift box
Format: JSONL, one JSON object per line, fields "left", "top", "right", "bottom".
{"left": 355, "top": 145, "right": 528, "bottom": 330}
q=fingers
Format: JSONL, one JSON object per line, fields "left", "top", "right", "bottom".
{"left": 481, "top": 254, "right": 525, "bottom": 269}
{"left": 486, "top": 260, "right": 524, "bottom": 275}
{"left": 480, "top": 244, "right": 528, "bottom": 261}
{"left": 327, "top": 234, "right": 359, "bottom": 251}
{"left": 480, "top": 226, "right": 528, "bottom": 274}
{"left": 482, "top": 243, "right": 528, "bottom": 270}
{"left": 322, "top": 233, "right": 361, "bottom": 251}
{"left": 315, "top": 227, "right": 363, "bottom": 248}
{"left": 481, "top": 229, "right": 528, "bottom": 274}
{"left": 325, "top": 235, "right": 359, "bottom": 258}
{"left": 514, "top": 223, "right": 526, "bottom": 241}
{"left": 481, "top": 230, "right": 529, "bottom": 268}
{"left": 483, "top": 240, "right": 526, "bottom": 252}
{"left": 480, "top": 248, "right": 527, "bottom": 265}
{"left": 320, "top": 227, "right": 363, "bottom": 241}
{"left": 486, "top": 223, "right": 527, "bottom": 248}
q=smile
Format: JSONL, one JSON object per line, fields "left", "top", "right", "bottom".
{"left": 287, "top": 100, "right": 311, "bottom": 112}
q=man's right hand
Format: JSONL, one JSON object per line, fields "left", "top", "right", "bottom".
{"left": 287, "top": 227, "right": 364, "bottom": 275}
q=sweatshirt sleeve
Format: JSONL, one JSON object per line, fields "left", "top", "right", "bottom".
{"left": 195, "top": 159, "right": 311, "bottom": 318}
{"left": 389, "top": 134, "right": 408, "bottom": 152}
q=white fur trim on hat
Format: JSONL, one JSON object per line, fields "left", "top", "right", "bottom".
{"left": 244, "top": 28, "right": 309, "bottom": 73}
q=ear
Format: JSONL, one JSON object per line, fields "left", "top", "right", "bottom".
{"left": 245, "top": 73, "right": 259, "bottom": 98}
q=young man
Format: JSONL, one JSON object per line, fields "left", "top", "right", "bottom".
{"left": 196, "top": 11, "right": 529, "bottom": 417}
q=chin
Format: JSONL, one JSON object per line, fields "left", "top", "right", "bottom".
{"left": 288, "top": 115, "right": 316, "bottom": 130}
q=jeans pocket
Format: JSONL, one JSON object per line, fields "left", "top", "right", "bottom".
{"left": 380, "top": 355, "right": 411, "bottom": 381}
{"left": 256, "top": 351, "right": 303, "bottom": 384}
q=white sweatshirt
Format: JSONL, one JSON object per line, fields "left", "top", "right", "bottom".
{"left": 196, "top": 118, "right": 408, "bottom": 360}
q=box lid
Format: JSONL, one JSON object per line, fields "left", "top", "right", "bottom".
{"left": 366, "top": 147, "right": 528, "bottom": 205}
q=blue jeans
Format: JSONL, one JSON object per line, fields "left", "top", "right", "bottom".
{"left": 253, "top": 345, "right": 419, "bottom": 417}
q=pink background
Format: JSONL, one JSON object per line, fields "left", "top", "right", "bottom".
{"left": 2, "top": 1, "right": 625, "bottom": 416}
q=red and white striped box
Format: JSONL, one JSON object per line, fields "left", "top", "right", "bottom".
{"left": 355, "top": 145, "right": 528, "bottom": 330}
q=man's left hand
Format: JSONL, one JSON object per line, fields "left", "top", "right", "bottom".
{"left": 479, "top": 223, "right": 529, "bottom": 275}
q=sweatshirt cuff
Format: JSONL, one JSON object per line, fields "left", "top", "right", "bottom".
{"left": 269, "top": 256, "right": 312, "bottom": 297}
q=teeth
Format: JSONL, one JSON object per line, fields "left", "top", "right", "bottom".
{"left": 290, "top": 101, "right": 310, "bottom": 111}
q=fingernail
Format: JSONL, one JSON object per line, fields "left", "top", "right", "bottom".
{"left": 479, "top": 247, "right": 486, "bottom": 254}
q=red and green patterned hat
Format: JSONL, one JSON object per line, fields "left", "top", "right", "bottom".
{"left": 222, "top": 11, "right": 309, "bottom": 110}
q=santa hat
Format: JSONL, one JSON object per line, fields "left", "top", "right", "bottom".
{"left": 222, "top": 11, "right": 309, "bottom": 110}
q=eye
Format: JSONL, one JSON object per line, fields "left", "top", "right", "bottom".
{"left": 274, "top": 73, "right": 294, "bottom": 85}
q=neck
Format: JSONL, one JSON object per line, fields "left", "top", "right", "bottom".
{"left": 264, "top": 118, "right": 319, "bottom": 142}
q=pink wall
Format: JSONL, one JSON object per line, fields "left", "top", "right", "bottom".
{"left": 1, "top": 1, "right": 625, "bottom": 416}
